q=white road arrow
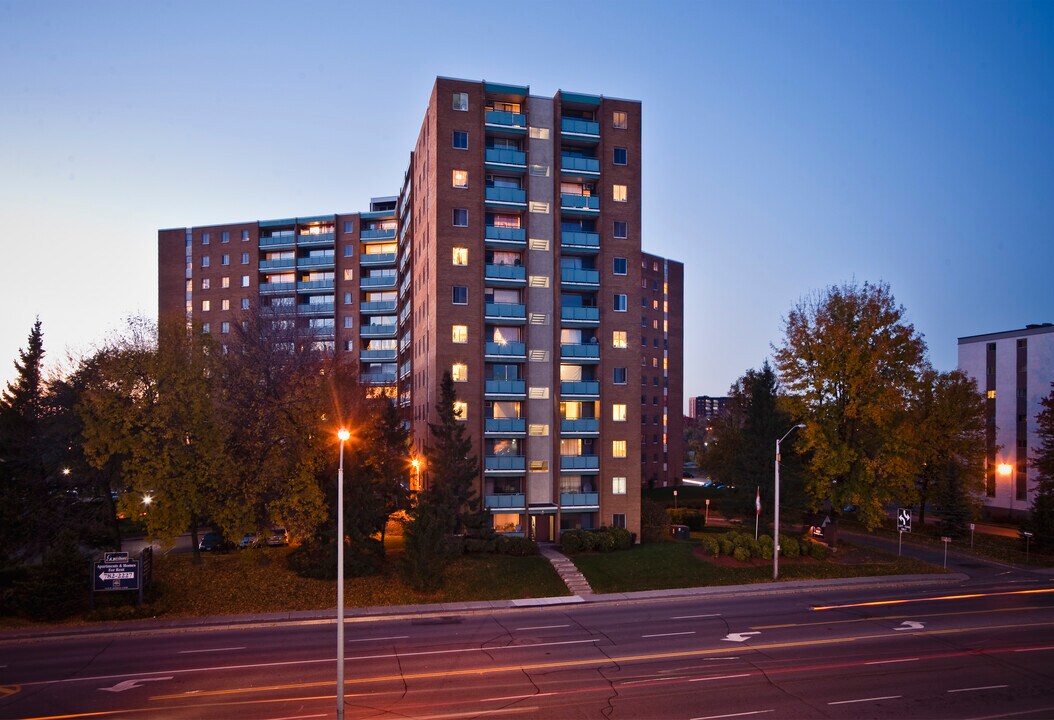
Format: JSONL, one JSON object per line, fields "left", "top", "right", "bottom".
{"left": 722, "top": 631, "right": 761, "bottom": 642}
{"left": 100, "top": 677, "right": 173, "bottom": 693}
{"left": 894, "top": 621, "right": 925, "bottom": 631}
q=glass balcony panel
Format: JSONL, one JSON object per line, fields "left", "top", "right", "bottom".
{"left": 360, "top": 275, "right": 398, "bottom": 288}
{"left": 560, "top": 492, "right": 600, "bottom": 507}
{"left": 360, "top": 372, "right": 397, "bottom": 384}
{"left": 260, "top": 282, "right": 296, "bottom": 293}
{"left": 561, "top": 156, "right": 600, "bottom": 174}
{"left": 485, "top": 148, "right": 527, "bottom": 166}
{"left": 560, "top": 343, "right": 600, "bottom": 359}
{"left": 485, "top": 341, "right": 527, "bottom": 357}
{"left": 360, "top": 252, "right": 397, "bottom": 265}
{"left": 297, "top": 280, "right": 334, "bottom": 291}
{"left": 361, "top": 300, "right": 398, "bottom": 313}
{"left": 485, "top": 455, "right": 527, "bottom": 471}
{"left": 485, "top": 110, "right": 527, "bottom": 128}
{"left": 360, "top": 324, "right": 398, "bottom": 337}
{"left": 485, "top": 418, "right": 526, "bottom": 434}
{"left": 485, "top": 226, "right": 527, "bottom": 243}
{"left": 559, "top": 455, "right": 600, "bottom": 471}
{"left": 560, "top": 230, "right": 600, "bottom": 249}
{"left": 561, "top": 117, "right": 600, "bottom": 136}
{"left": 360, "top": 349, "right": 397, "bottom": 361}
{"left": 485, "top": 493, "right": 526, "bottom": 509}
{"left": 560, "top": 306, "right": 600, "bottom": 322}
{"left": 298, "top": 303, "right": 334, "bottom": 315}
{"left": 560, "top": 418, "right": 600, "bottom": 434}
{"left": 485, "top": 187, "right": 527, "bottom": 205}
{"left": 560, "top": 268, "right": 600, "bottom": 285}
{"left": 485, "top": 379, "right": 526, "bottom": 395}
{"left": 485, "top": 302, "right": 526, "bottom": 319}
{"left": 360, "top": 228, "right": 397, "bottom": 241}
{"left": 485, "top": 264, "right": 527, "bottom": 283}
{"left": 259, "top": 258, "right": 296, "bottom": 270}
{"left": 560, "top": 194, "right": 600, "bottom": 211}
{"left": 560, "top": 381, "right": 600, "bottom": 396}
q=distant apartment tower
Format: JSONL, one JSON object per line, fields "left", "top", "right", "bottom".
{"left": 158, "top": 77, "right": 684, "bottom": 541}
{"left": 958, "top": 323, "right": 1054, "bottom": 519}
{"left": 689, "top": 395, "right": 730, "bottom": 420}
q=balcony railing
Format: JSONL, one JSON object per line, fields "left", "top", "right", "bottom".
{"left": 485, "top": 379, "right": 526, "bottom": 396}
{"left": 259, "top": 258, "right": 295, "bottom": 270}
{"left": 560, "top": 194, "right": 600, "bottom": 211}
{"left": 485, "top": 341, "right": 526, "bottom": 358}
{"left": 560, "top": 306, "right": 600, "bottom": 323}
{"left": 485, "top": 418, "right": 526, "bottom": 434}
{"left": 298, "top": 303, "right": 334, "bottom": 315}
{"left": 561, "top": 418, "right": 600, "bottom": 434}
{"left": 485, "top": 225, "right": 526, "bottom": 244}
{"left": 485, "top": 148, "right": 527, "bottom": 167}
{"left": 361, "top": 300, "right": 397, "bottom": 313}
{"left": 360, "top": 372, "right": 397, "bottom": 385}
{"left": 561, "top": 117, "right": 600, "bottom": 137}
{"left": 560, "top": 343, "right": 600, "bottom": 360}
{"left": 560, "top": 492, "right": 600, "bottom": 507}
{"left": 259, "top": 235, "right": 296, "bottom": 248}
{"left": 560, "top": 268, "right": 600, "bottom": 285}
{"left": 559, "top": 455, "right": 600, "bottom": 471}
{"left": 561, "top": 156, "right": 600, "bottom": 174}
{"left": 360, "top": 228, "right": 397, "bottom": 241}
{"left": 360, "top": 252, "right": 397, "bottom": 266}
{"left": 297, "top": 232, "right": 335, "bottom": 245}
{"left": 484, "top": 455, "right": 527, "bottom": 472}
{"left": 360, "top": 275, "right": 398, "bottom": 289}
{"left": 561, "top": 230, "right": 600, "bottom": 251}
{"left": 297, "top": 280, "right": 334, "bottom": 291}
{"left": 560, "top": 381, "right": 600, "bottom": 396}
{"left": 260, "top": 282, "right": 295, "bottom": 293}
{"left": 484, "top": 493, "right": 525, "bottom": 509}
{"left": 485, "top": 187, "right": 527, "bottom": 205}
{"left": 485, "top": 110, "right": 527, "bottom": 129}
{"left": 484, "top": 264, "right": 527, "bottom": 283}
{"left": 360, "top": 348, "right": 397, "bottom": 361}
{"left": 360, "top": 324, "right": 397, "bottom": 337}
{"left": 485, "top": 302, "right": 526, "bottom": 320}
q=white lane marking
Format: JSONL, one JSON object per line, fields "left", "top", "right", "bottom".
{"left": 619, "top": 676, "right": 687, "bottom": 686}
{"left": 894, "top": 621, "right": 925, "bottom": 631}
{"left": 412, "top": 708, "right": 538, "bottom": 719}
{"left": 723, "top": 632, "right": 760, "bottom": 642}
{"left": 347, "top": 635, "right": 409, "bottom": 643}
{"left": 100, "top": 677, "right": 173, "bottom": 692}
{"left": 948, "top": 684, "right": 1009, "bottom": 693}
{"left": 178, "top": 646, "right": 246, "bottom": 654}
{"left": 672, "top": 614, "right": 720, "bottom": 619}
{"left": 261, "top": 715, "right": 327, "bottom": 720}
{"left": 1015, "top": 646, "right": 1054, "bottom": 652}
{"left": 865, "top": 658, "right": 919, "bottom": 666}
{"left": 642, "top": 631, "right": 696, "bottom": 638}
{"left": 688, "top": 673, "right": 752, "bottom": 683}
{"left": 17, "top": 638, "right": 603, "bottom": 688}
{"left": 690, "top": 710, "right": 773, "bottom": 720}
{"left": 479, "top": 693, "right": 553, "bottom": 702}
{"left": 515, "top": 624, "right": 569, "bottom": 631}
{"left": 829, "top": 696, "right": 902, "bottom": 705}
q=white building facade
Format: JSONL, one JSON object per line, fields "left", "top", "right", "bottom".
{"left": 958, "top": 323, "right": 1054, "bottom": 519}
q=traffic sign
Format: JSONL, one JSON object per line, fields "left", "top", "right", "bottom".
{"left": 93, "top": 561, "right": 140, "bottom": 592}
{"left": 897, "top": 508, "right": 912, "bottom": 532}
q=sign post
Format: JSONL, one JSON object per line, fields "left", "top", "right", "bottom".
{"left": 673, "top": 489, "right": 678, "bottom": 509}
{"left": 704, "top": 498, "right": 710, "bottom": 526}
{"left": 941, "top": 536, "right": 951, "bottom": 568}
{"left": 1023, "top": 531, "right": 1034, "bottom": 564}
{"left": 969, "top": 523, "right": 975, "bottom": 549}
{"left": 897, "top": 508, "right": 911, "bottom": 556}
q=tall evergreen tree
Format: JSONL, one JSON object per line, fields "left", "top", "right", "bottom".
{"left": 1026, "top": 383, "right": 1054, "bottom": 548}
{"left": 423, "top": 372, "right": 480, "bottom": 535}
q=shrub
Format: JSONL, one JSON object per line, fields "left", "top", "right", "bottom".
{"left": 809, "top": 541, "right": 829, "bottom": 560}
{"left": 667, "top": 508, "right": 706, "bottom": 531}
{"left": 559, "top": 529, "right": 589, "bottom": 554}
{"left": 464, "top": 537, "right": 497, "bottom": 553}
{"left": 780, "top": 534, "right": 800, "bottom": 559}
{"left": 610, "top": 527, "right": 634, "bottom": 550}
{"left": 641, "top": 499, "right": 670, "bottom": 543}
{"left": 733, "top": 546, "right": 751, "bottom": 562}
{"left": 718, "top": 537, "right": 734, "bottom": 556}
{"left": 502, "top": 537, "right": 539, "bottom": 556}
{"left": 16, "top": 530, "right": 90, "bottom": 621}
{"left": 287, "top": 537, "right": 383, "bottom": 580}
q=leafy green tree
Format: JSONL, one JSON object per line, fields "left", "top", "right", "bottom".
{"left": 1026, "top": 384, "right": 1054, "bottom": 548}
{"left": 774, "top": 281, "right": 928, "bottom": 530}
{"left": 401, "top": 500, "right": 450, "bottom": 591}
{"left": 423, "top": 372, "right": 481, "bottom": 535}
{"left": 363, "top": 400, "right": 411, "bottom": 548}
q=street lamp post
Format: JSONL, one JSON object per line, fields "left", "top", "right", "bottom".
{"left": 336, "top": 428, "right": 350, "bottom": 720}
{"left": 773, "top": 424, "right": 806, "bottom": 581}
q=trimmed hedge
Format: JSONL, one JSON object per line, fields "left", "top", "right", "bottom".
{"left": 700, "top": 531, "right": 820, "bottom": 563}
{"left": 560, "top": 527, "right": 634, "bottom": 554}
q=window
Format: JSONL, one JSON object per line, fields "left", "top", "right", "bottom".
{"left": 452, "top": 363, "right": 468, "bottom": 382}
{"left": 529, "top": 126, "right": 550, "bottom": 140}
{"left": 202, "top": 232, "right": 210, "bottom": 245}
{"left": 241, "top": 298, "right": 249, "bottom": 310}
{"left": 453, "top": 92, "right": 468, "bottom": 111}
{"left": 987, "top": 390, "right": 997, "bottom": 399}
{"left": 613, "top": 404, "right": 627, "bottom": 422}
{"left": 241, "top": 229, "right": 249, "bottom": 241}
{"left": 613, "top": 367, "right": 627, "bottom": 384}
{"left": 343, "top": 268, "right": 354, "bottom": 281}
{"left": 343, "top": 221, "right": 354, "bottom": 234}
{"left": 613, "top": 221, "right": 628, "bottom": 238}
{"left": 201, "top": 322, "right": 210, "bottom": 333}
{"left": 341, "top": 317, "right": 352, "bottom": 329}
{"left": 612, "top": 440, "right": 627, "bottom": 458}
{"left": 221, "top": 299, "right": 230, "bottom": 311}
{"left": 219, "top": 254, "right": 229, "bottom": 266}
{"left": 201, "top": 256, "right": 210, "bottom": 268}
{"left": 612, "top": 477, "right": 627, "bottom": 494}
{"left": 221, "top": 276, "right": 230, "bottom": 289}
{"left": 344, "top": 340, "right": 354, "bottom": 351}
{"left": 613, "top": 147, "right": 627, "bottom": 165}
{"left": 220, "top": 321, "right": 230, "bottom": 334}
{"left": 452, "top": 247, "right": 468, "bottom": 265}
{"left": 221, "top": 231, "right": 230, "bottom": 243}
{"left": 613, "top": 184, "right": 627, "bottom": 202}
{"left": 453, "top": 400, "right": 467, "bottom": 420}
{"left": 241, "top": 252, "right": 249, "bottom": 264}
{"left": 201, "top": 278, "right": 210, "bottom": 290}
{"left": 613, "top": 331, "right": 627, "bottom": 348}
{"left": 453, "top": 208, "right": 468, "bottom": 227}
{"left": 613, "top": 257, "right": 627, "bottom": 275}
{"left": 201, "top": 300, "right": 211, "bottom": 311}
{"left": 614, "top": 294, "right": 627, "bottom": 312}
{"left": 343, "top": 292, "right": 352, "bottom": 304}
{"left": 613, "top": 111, "right": 628, "bottom": 129}
{"left": 452, "top": 325, "right": 468, "bottom": 343}
{"left": 453, "top": 130, "right": 468, "bottom": 149}
{"left": 453, "top": 169, "right": 468, "bottom": 188}
{"left": 453, "top": 286, "right": 468, "bottom": 304}
{"left": 241, "top": 275, "right": 249, "bottom": 287}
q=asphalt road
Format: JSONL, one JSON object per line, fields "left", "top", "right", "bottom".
{"left": 4, "top": 566, "right": 1054, "bottom": 720}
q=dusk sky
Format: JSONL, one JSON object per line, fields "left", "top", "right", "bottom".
{"left": 2, "top": 1, "right": 1051, "bottom": 407}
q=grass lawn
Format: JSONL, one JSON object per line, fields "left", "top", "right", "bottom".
{"left": 572, "top": 540, "right": 940, "bottom": 594}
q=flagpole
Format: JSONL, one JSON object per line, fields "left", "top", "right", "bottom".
{"left": 755, "top": 486, "right": 760, "bottom": 540}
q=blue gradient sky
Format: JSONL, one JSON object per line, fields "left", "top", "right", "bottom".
{"left": 2, "top": 1, "right": 1051, "bottom": 405}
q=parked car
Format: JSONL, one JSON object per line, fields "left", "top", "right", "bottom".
{"left": 265, "top": 528, "right": 288, "bottom": 547}
{"left": 238, "top": 533, "right": 260, "bottom": 549}
{"left": 198, "top": 532, "right": 233, "bottom": 552}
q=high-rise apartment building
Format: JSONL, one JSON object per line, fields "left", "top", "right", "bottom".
{"left": 158, "top": 77, "right": 683, "bottom": 540}
{"left": 958, "top": 323, "right": 1054, "bottom": 520}
{"left": 689, "top": 396, "right": 730, "bottom": 420}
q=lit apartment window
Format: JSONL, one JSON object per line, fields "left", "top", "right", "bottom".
{"left": 613, "top": 367, "right": 627, "bottom": 384}
{"left": 220, "top": 321, "right": 230, "bottom": 334}
{"left": 201, "top": 256, "right": 210, "bottom": 268}
{"left": 613, "top": 403, "right": 627, "bottom": 422}
{"left": 452, "top": 325, "right": 468, "bottom": 343}
{"left": 613, "top": 331, "right": 627, "bottom": 348}
{"left": 241, "top": 298, "right": 249, "bottom": 310}
{"left": 453, "top": 208, "right": 468, "bottom": 227}
{"left": 987, "top": 390, "right": 996, "bottom": 399}
{"left": 221, "top": 299, "right": 230, "bottom": 311}
{"left": 453, "top": 400, "right": 467, "bottom": 420}
{"left": 452, "top": 286, "right": 468, "bottom": 305}
{"left": 202, "top": 232, "right": 210, "bottom": 245}
{"left": 221, "top": 231, "right": 230, "bottom": 243}
{"left": 453, "top": 169, "right": 468, "bottom": 188}
{"left": 613, "top": 221, "right": 628, "bottom": 238}
{"left": 612, "top": 476, "right": 627, "bottom": 494}
{"left": 241, "top": 275, "right": 249, "bottom": 287}
{"left": 614, "top": 294, "right": 627, "bottom": 312}
{"left": 613, "top": 111, "right": 627, "bottom": 129}
{"left": 612, "top": 440, "right": 627, "bottom": 458}
{"left": 452, "top": 247, "right": 468, "bottom": 265}
{"left": 452, "top": 363, "right": 468, "bottom": 382}
{"left": 201, "top": 278, "right": 210, "bottom": 290}
{"left": 343, "top": 268, "right": 354, "bottom": 281}
{"left": 241, "top": 229, "right": 249, "bottom": 241}
{"left": 613, "top": 185, "right": 628, "bottom": 202}
{"left": 453, "top": 131, "right": 468, "bottom": 149}
{"left": 453, "top": 92, "right": 468, "bottom": 111}
{"left": 201, "top": 300, "right": 210, "bottom": 312}
{"left": 221, "top": 276, "right": 230, "bottom": 288}
{"left": 613, "top": 147, "right": 627, "bottom": 165}
{"left": 613, "top": 257, "right": 627, "bottom": 275}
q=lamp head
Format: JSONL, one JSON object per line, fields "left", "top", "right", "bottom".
{"left": 997, "top": 463, "right": 1012, "bottom": 477}
{"left": 337, "top": 428, "right": 350, "bottom": 442}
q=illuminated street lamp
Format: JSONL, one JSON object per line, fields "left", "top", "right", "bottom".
{"left": 773, "top": 424, "right": 806, "bottom": 580}
{"left": 142, "top": 494, "right": 153, "bottom": 506}
{"left": 997, "top": 462, "right": 1014, "bottom": 517}
{"left": 336, "top": 427, "right": 350, "bottom": 720}
{"left": 410, "top": 457, "right": 421, "bottom": 493}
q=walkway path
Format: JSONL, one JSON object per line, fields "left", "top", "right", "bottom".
{"left": 538, "top": 544, "right": 593, "bottom": 596}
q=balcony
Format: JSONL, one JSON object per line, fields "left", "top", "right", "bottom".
{"left": 561, "top": 155, "right": 601, "bottom": 176}
{"left": 484, "top": 455, "right": 527, "bottom": 472}
{"left": 297, "top": 232, "right": 334, "bottom": 246}
{"left": 560, "top": 230, "right": 600, "bottom": 253}
{"left": 297, "top": 280, "right": 334, "bottom": 292}
{"left": 485, "top": 225, "right": 527, "bottom": 246}
{"left": 485, "top": 303, "right": 526, "bottom": 322}
{"left": 485, "top": 341, "right": 527, "bottom": 359}
{"left": 360, "top": 372, "right": 397, "bottom": 385}
{"left": 485, "top": 110, "right": 527, "bottom": 131}
{"left": 298, "top": 303, "right": 334, "bottom": 315}
{"left": 560, "top": 343, "right": 600, "bottom": 362}
{"left": 561, "top": 117, "right": 601, "bottom": 139}
{"left": 485, "top": 148, "right": 527, "bottom": 170}
{"left": 561, "top": 418, "right": 600, "bottom": 435}
{"left": 259, "top": 257, "right": 295, "bottom": 270}
{"left": 360, "top": 275, "right": 398, "bottom": 289}
{"left": 485, "top": 187, "right": 527, "bottom": 207}
{"left": 484, "top": 493, "right": 525, "bottom": 510}
{"left": 484, "top": 264, "right": 526, "bottom": 286}
{"left": 560, "top": 268, "right": 600, "bottom": 287}
{"left": 360, "top": 252, "right": 397, "bottom": 266}
{"left": 559, "top": 455, "right": 600, "bottom": 472}
{"left": 560, "top": 194, "right": 600, "bottom": 214}
{"left": 360, "top": 348, "right": 397, "bottom": 361}
{"left": 360, "top": 228, "right": 397, "bottom": 241}
{"left": 260, "top": 282, "right": 296, "bottom": 294}
{"left": 560, "top": 492, "right": 600, "bottom": 508}
{"left": 560, "top": 381, "right": 600, "bottom": 397}
{"left": 297, "top": 256, "right": 335, "bottom": 269}
{"left": 560, "top": 306, "right": 600, "bottom": 325}
{"left": 485, "top": 379, "right": 526, "bottom": 397}
{"left": 361, "top": 300, "right": 397, "bottom": 314}
{"left": 360, "top": 324, "right": 397, "bottom": 338}
{"left": 485, "top": 418, "right": 526, "bottom": 435}
{"left": 259, "top": 235, "right": 295, "bottom": 248}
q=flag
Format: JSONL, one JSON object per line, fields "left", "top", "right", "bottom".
{"left": 756, "top": 486, "right": 762, "bottom": 515}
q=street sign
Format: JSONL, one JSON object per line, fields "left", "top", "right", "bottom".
{"left": 897, "top": 508, "right": 912, "bottom": 532}
{"left": 93, "top": 561, "right": 140, "bottom": 592}
{"left": 103, "top": 552, "right": 129, "bottom": 562}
